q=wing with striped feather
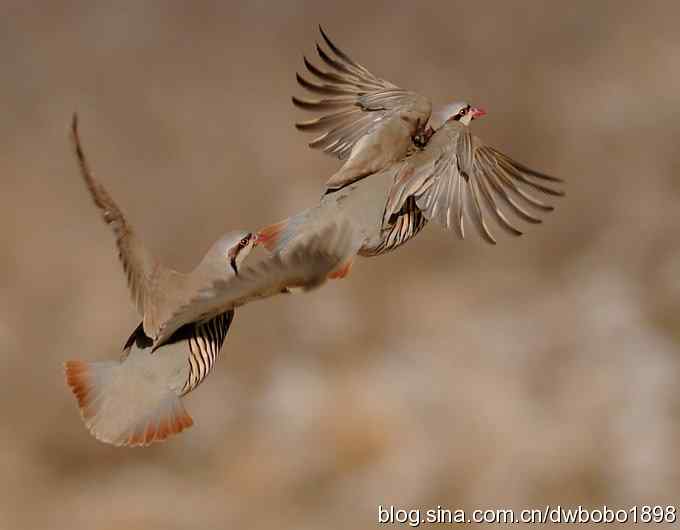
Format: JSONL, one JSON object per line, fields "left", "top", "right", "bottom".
{"left": 152, "top": 222, "right": 355, "bottom": 349}
{"left": 383, "top": 121, "right": 564, "bottom": 244}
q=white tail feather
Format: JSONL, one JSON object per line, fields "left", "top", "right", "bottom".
{"left": 65, "top": 358, "right": 193, "bottom": 447}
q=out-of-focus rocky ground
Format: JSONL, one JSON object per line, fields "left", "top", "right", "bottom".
{"left": 2, "top": 2, "right": 680, "bottom": 528}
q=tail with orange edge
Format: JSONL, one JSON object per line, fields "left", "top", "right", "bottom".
{"left": 64, "top": 356, "right": 193, "bottom": 447}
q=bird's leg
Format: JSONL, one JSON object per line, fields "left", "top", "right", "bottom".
{"left": 328, "top": 259, "right": 354, "bottom": 280}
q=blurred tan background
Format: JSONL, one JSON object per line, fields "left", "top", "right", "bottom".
{"left": 2, "top": 1, "right": 680, "bottom": 528}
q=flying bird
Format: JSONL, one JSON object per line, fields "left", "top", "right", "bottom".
{"left": 257, "top": 27, "right": 563, "bottom": 275}
{"left": 65, "top": 115, "right": 353, "bottom": 446}
{"left": 292, "top": 27, "right": 433, "bottom": 193}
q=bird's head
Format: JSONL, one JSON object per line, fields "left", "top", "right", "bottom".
{"left": 225, "top": 231, "right": 257, "bottom": 275}
{"left": 440, "top": 101, "right": 487, "bottom": 126}
{"left": 203, "top": 230, "right": 257, "bottom": 275}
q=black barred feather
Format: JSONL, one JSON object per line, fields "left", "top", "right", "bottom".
{"left": 361, "top": 197, "right": 427, "bottom": 257}
{"left": 181, "top": 311, "right": 234, "bottom": 395}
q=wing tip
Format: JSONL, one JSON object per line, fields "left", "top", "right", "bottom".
{"left": 71, "top": 112, "right": 79, "bottom": 135}
{"left": 318, "top": 25, "right": 332, "bottom": 48}
{"left": 70, "top": 113, "right": 84, "bottom": 160}
{"left": 292, "top": 95, "right": 324, "bottom": 111}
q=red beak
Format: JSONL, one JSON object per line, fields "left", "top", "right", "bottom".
{"left": 471, "top": 107, "right": 487, "bottom": 119}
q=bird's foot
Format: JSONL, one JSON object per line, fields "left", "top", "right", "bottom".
{"left": 413, "top": 126, "right": 435, "bottom": 149}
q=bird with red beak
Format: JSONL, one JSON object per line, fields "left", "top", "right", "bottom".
{"left": 257, "top": 27, "right": 563, "bottom": 277}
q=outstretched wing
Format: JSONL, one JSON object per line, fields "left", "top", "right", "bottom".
{"left": 384, "top": 122, "right": 564, "bottom": 244}
{"left": 71, "top": 115, "right": 159, "bottom": 317}
{"left": 293, "top": 26, "right": 431, "bottom": 161}
{"left": 152, "top": 221, "right": 355, "bottom": 349}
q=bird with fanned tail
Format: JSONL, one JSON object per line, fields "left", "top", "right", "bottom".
{"left": 65, "top": 115, "right": 354, "bottom": 447}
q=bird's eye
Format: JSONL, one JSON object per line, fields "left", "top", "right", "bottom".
{"left": 459, "top": 107, "right": 468, "bottom": 116}
{"left": 239, "top": 236, "right": 250, "bottom": 247}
